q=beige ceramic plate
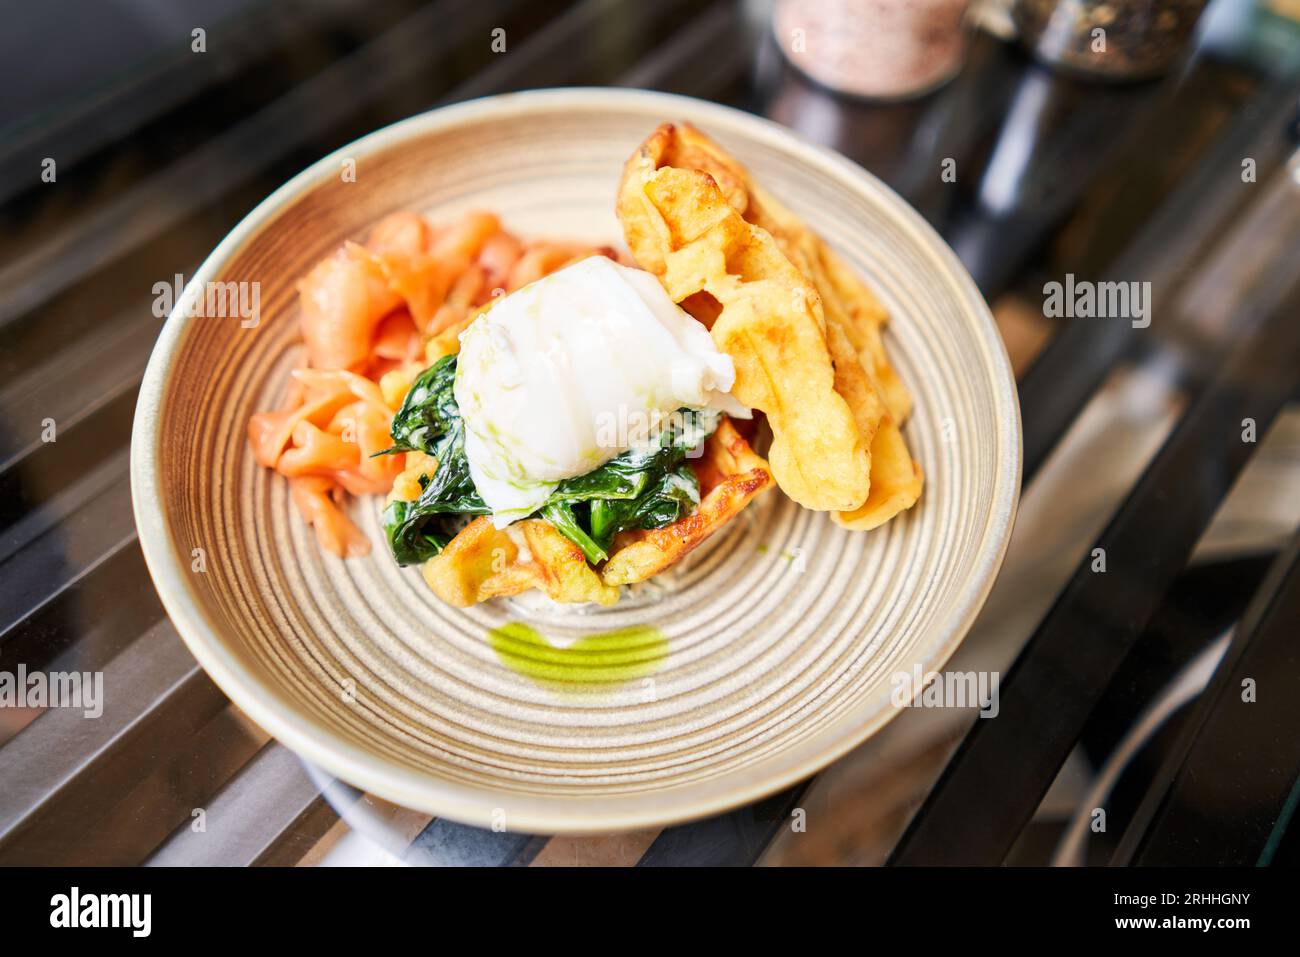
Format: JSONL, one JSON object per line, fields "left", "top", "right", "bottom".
{"left": 131, "top": 89, "right": 1020, "bottom": 834}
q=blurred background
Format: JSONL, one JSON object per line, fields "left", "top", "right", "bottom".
{"left": 1, "top": 0, "right": 1298, "bottom": 866}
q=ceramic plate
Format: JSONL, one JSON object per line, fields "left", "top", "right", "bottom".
{"left": 131, "top": 88, "right": 1020, "bottom": 834}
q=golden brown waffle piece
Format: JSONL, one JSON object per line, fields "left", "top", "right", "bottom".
{"left": 617, "top": 123, "right": 922, "bottom": 530}
{"left": 618, "top": 134, "right": 871, "bottom": 512}
{"left": 420, "top": 516, "right": 619, "bottom": 607}
{"left": 601, "top": 418, "right": 773, "bottom": 586}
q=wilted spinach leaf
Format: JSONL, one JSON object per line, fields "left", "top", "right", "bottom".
{"left": 550, "top": 413, "right": 710, "bottom": 555}
{"left": 378, "top": 356, "right": 488, "bottom": 565}
{"left": 383, "top": 498, "right": 462, "bottom": 566}
{"left": 380, "top": 354, "right": 459, "bottom": 456}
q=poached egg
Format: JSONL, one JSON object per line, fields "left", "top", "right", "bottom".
{"left": 453, "top": 256, "right": 746, "bottom": 527}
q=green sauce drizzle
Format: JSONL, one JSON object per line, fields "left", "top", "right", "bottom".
{"left": 488, "top": 621, "right": 667, "bottom": 687}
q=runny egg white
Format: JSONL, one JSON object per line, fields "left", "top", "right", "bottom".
{"left": 453, "top": 255, "right": 748, "bottom": 527}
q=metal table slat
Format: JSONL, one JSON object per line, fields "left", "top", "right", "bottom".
{"left": 636, "top": 782, "right": 807, "bottom": 866}
{"left": 443, "top": 0, "right": 716, "bottom": 103}
{"left": 0, "top": 1, "right": 420, "bottom": 209}
{"left": 1117, "top": 533, "right": 1300, "bottom": 866}
{"left": 147, "top": 743, "right": 326, "bottom": 866}
{"left": 0, "top": 0, "right": 539, "bottom": 330}
{"left": 0, "top": 671, "right": 266, "bottom": 865}
{"left": 252, "top": 796, "right": 344, "bottom": 867}
{"left": 1015, "top": 76, "right": 1300, "bottom": 485}
{"left": 616, "top": 0, "right": 754, "bottom": 96}
{"left": 0, "top": 620, "right": 198, "bottom": 840}
{"left": 0, "top": 312, "right": 152, "bottom": 471}
{"left": 0, "top": 452, "right": 136, "bottom": 633}
{"left": 0, "top": 542, "right": 164, "bottom": 678}
{"left": 405, "top": 820, "right": 550, "bottom": 867}
{"left": 890, "top": 275, "right": 1300, "bottom": 866}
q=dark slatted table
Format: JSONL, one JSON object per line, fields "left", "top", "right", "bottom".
{"left": 2, "top": 0, "right": 1299, "bottom": 866}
